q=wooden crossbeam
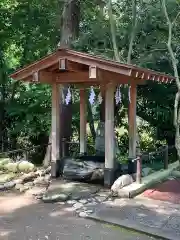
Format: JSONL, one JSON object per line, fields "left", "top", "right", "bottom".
{"left": 27, "top": 69, "right": 147, "bottom": 85}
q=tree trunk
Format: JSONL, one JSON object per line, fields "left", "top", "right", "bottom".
{"left": 162, "top": 0, "right": 180, "bottom": 164}
{"left": 43, "top": 0, "right": 80, "bottom": 166}
{"left": 59, "top": 0, "right": 80, "bottom": 156}
{"left": 0, "top": 47, "right": 7, "bottom": 152}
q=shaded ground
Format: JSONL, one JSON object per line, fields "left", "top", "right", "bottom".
{"left": 88, "top": 197, "right": 180, "bottom": 240}
{"left": 142, "top": 178, "right": 180, "bottom": 204}
{"left": 0, "top": 192, "right": 156, "bottom": 240}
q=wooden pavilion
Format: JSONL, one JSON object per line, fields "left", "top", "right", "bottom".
{"left": 10, "top": 48, "right": 174, "bottom": 186}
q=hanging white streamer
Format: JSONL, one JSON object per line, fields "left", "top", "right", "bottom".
{"left": 98, "top": 92, "right": 103, "bottom": 104}
{"left": 65, "top": 87, "right": 71, "bottom": 105}
{"left": 89, "top": 86, "right": 96, "bottom": 105}
{"left": 115, "top": 85, "right": 121, "bottom": 105}
{"left": 71, "top": 89, "right": 75, "bottom": 103}
{"left": 62, "top": 91, "right": 65, "bottom": 104}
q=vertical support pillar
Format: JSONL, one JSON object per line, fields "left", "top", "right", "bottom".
{"left": 128, "top": 83, "right": 137, "bottom": 174}
{"left": 100, "top": 84, "right": 105, "bottom": 122}
{"left": 51, "top": 83, "right": 61, "bottom": 178}
{"left": 80, "top": 88, "right": 87, "bottom": 155}
{"left": 104, "top": 82, "right": 115, "bottom": 187}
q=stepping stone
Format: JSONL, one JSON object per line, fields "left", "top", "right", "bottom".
{"left": 42, "top": 193, "right": 69, "bottom": 203}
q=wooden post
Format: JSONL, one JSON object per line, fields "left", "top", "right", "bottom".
{"left": 100, "top": 84, "right": 105, "bottom": 122}
{"left": 51, "top": 83, "right": 61, "bottom": 178}
{"left": 136, "top": 156, "right": 142, "bottom": 183}
{"left": 164, "top": 145, "right": 168, "bottom": 169}
{"left": 80, "top": 88, "right": 87, "bottom": 155}
{"left": 104, "top": 82, "right": 115, "bottom": 187}
{"left": 128, "top": 83, "right": 137, "bottom": 174}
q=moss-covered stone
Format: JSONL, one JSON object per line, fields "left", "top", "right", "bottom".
{"left": 17, "top": 161, "right": 35, "bottom": 173}
{"left": 4, "top": 162, "right": 18, "bottom": 173}
{"left": 0, "top": 173, "right": 16, "bottom": 183}
{"left": 0, "top": 158, "right": 12, "bottom": 170}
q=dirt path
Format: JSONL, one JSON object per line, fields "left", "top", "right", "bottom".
{"left": 0, "top": 192, "right": 157, "bottom": 240}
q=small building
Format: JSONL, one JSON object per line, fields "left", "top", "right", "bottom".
{"left": 10, "top": 48, "right": 174, "bottom": 186}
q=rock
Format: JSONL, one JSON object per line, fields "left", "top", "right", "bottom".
{"left": 18, "top": 161, "right": 35, "bottom": 173}
{"left": 56, "top": 202, "right": 65, "bottom": 205}
{"left": 86, "top": 202, "right": 97, "bottom": 206}
{"left": 4, "top": 181, "right": 15, "bottom": 189}
{"left": 45, "top": 166, "right": 51, "bottom": 174}
{"left": 21, "top": 172, "right": 37, "bottom": 183}
{"left": 25, "top": 186, "right": 47, "bottom": 196}
{"left": 85, "top": 210, "right": 93, "bottom": 214}
{"left": 79, "top": 199, "right": 88, "bottom": 204}
{"left": 19, "top": 186, "right": 29, "bottom": 193}
{"left": 42, "top": 193, "right": 69, "bottom": 203}
{"left": 79, "top": 212, "right": 88, "bottom": 218}
{"left": 35, "top": 195, "right": 43, "bottom": 200}
{"left": 97, "top": 191, "right": 110, "bottom": 198}
{"left": 33, "top": 176, "right": 49, "bottom": 186}
{"left": 142, "top": 167, "right": 153, "bottom": 177}
{"left": 111, "top": 174, "right": 133, "bottom": 193}
{"left": 24, "top": 182, "right": 34, "bottom": 188}
{"left": 63, "top": 158, "right": 104, "bottom": 182}
{"left": 14, "top": 178, "right": 23, "bottom": 184}
{"left": 36, "top": 169, "right": 46, "bottom": 177}
{"left": 0, "top": 185, "right": 5, "bottom": 191}
{"left": 0, "top": 158, "right": 12, "bottom": 170}
{"left": 95, "top": 121, "right": 120, "bottom": 156}
{"left": 0, "top": 173, "right": 16, "bottom": 183}
{"left": 91, "top": 169, "right": 104, "bottom": 181}
{"left": 44, "top": 174, "right": 51, "bottom": 181}
{"left": 4, "top": 162, "right": 18, "bottom": 173}
{"left": 15, "top": 183, "right": 24, "bottom": 190}
{"left": 67, "top": 200, "right": 77, "bottom": 205}
{"left": 73, "top": 202, "right": 84, "bottom": 210}
{"left": 95, "top": 196, "right": 106, "bottom": 203}
{"left": 131, "top": 173, "right": 136, "bottom": 181}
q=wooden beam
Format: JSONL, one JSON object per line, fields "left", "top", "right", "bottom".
{"left": 10, "top": 51, "right": 62, "bottom": 80}
{"left": 51, "top": 83, "right": 61, "bottom": 178}
{"left": 80, "top": 88, "right": 87, "bottom": 154}
{"left": 104, "top": 82, "right": 115, "bottom": 187}
{"left": 100, "top": 84, "right": 106, "bottom": 122}
{"left": 66, "top": 55, "right": 132, "bottom": 76}
{"left": 128, "top": 83, "right": 137, "bottom": 159}
{"left": 55, "top": 72, "right": 96, "bottom": 83}
{"left": 17, "top": 69, "right": 147, "bottom": 85}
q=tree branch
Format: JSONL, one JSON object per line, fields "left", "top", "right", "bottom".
{"left": 107, "top": 0, "right": 121, "bottom": 62}
{"left": 127, "top": 0, "right": 138, "bottom": 64}
{"left": 162, "top": 0, "right": 180, "bottom": 90}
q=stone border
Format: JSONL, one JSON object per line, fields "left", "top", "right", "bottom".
{"left": 117, "top": 161, "right": 179, "bottom": 198}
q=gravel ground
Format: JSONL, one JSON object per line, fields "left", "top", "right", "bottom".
{"left": 0, "top": 193, "right": 158, "bottom": 240}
